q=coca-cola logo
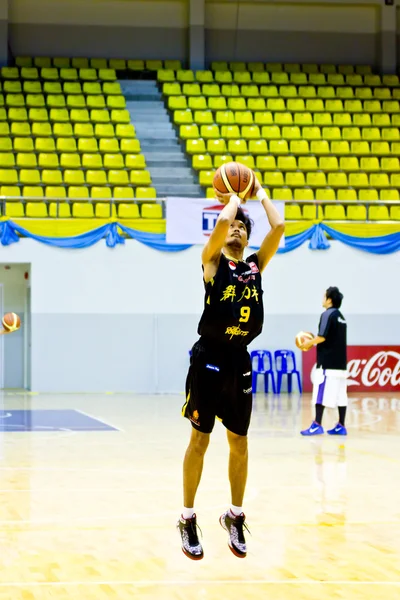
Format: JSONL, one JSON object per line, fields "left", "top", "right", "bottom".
{"left": 304, "top": 346, "right": 400, "bottom": 393}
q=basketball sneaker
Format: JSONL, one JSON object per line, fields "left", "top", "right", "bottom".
{"left": 219, "top": 510, "right": 249, "bottom": 558}
{"left": 177, "top": 514, "right": 204, "bottom": 560}
{"left": 300, "top": 422, "right": 324, "bottom": 436}
{"left": 327, "top": 423, "right": 347, "bottom": 435}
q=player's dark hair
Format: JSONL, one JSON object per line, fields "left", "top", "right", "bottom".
{"left": 235, "top": 207, "right": 253, "bottom": 239}
{"left": 326, "top": 286, "right": 343, "bottom": 308}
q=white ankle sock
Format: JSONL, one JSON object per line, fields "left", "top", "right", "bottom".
{"left": 182, "top": 507, "right": 195, "bottom": 520}
{"left": 230, "top": 504, "right": 243, "bottom": 517}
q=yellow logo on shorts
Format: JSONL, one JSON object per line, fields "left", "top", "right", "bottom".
{"left": 190, "top": 410, "right": 200, "bottom": 426}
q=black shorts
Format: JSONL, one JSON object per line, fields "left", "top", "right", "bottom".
{"left": 182, "top": 338, "right": 253, "bottom": 436}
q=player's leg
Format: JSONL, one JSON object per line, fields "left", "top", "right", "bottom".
{"left": 301, "top": 368, "right": 326, "bottom": 435}
{"left": 327, "top": 377, "right": 348, "bottom": 435}
{"left": 183, "top": 427, "right": 210, "bottom": 509}
{"left": 219, "top": 352, "right": 252, "bottom": 558}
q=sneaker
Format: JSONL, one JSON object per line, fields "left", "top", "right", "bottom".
{"left": 219, "top": 510, "right": 249, "bottom": 558}
{"left": 177, "top": 514, "right": 204, "bottom": 560}
{"left": 327, "top": 423, "right": 347, "bottom": 436}
{"left": 300, "top": 422, "right": 324, "bottom": 436}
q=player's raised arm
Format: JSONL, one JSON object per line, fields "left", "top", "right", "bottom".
{"left": 201, "top": 194, "right": 241, "bottom": 266}
{"left": 253, "top": 177, "right": 285, "bottom": 273}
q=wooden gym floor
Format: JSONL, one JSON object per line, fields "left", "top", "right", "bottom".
{"left": 0, "top": 391, "right": 399, "bottom": 599}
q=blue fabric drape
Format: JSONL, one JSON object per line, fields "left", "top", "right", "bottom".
{"left": 0, "top": 220, "right": 399, "bottom": 254}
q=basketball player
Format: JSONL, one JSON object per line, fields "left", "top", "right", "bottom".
{"left": 178, "top": 176, "right": 285, "bottom": 560}
{"left": 300, "top": 287, "right": 348, "bottom": 436}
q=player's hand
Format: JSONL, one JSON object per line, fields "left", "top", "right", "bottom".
{"left": 300, "top": 340, "right": 314, "bottom": 352}
{"left": 252, "top": 174, "right": 267, "bottom": 198}
{"left": 214, "top": 191, "right": 245, "bottom": 206}
{"left": 0, "top": 328, "right": 12, "bottom": 336}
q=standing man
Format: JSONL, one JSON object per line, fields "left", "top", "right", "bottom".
{"left": 300, "top": 287, "right": 348, "bottom": 437}
{"left": 178, "top": 177, "right": 284, "bottom": 560}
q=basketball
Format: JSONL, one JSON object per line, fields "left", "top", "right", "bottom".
{"left": 213, "top": 162, "right": 255, "bottom": 201}
{"left": 295, "top": 331, "right": 314, "bottom": 350}
{"left": 2, "top": 312, "right": 21, "bottom": 331}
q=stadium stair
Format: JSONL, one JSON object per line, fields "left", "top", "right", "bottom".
{"left": 120, "top": 81, "right": 203, "bottom": 197}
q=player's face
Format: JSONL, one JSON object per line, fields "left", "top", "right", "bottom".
{"left": 226, "top": 219, "right": 248, "bottom": 250}
{"left": 322, "top": 293, "right": 330, "bottom": 308}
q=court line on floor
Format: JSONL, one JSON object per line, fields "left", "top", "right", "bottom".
{"left": 0, "top": 580, "right": 398, "bottom": 587}
{"left": 75, "top": 409, "right": 124, "bottom": 432}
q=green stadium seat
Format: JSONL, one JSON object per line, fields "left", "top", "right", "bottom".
{"left": 253, "top": 72, "right": 270, "bottom": 85}
{"left": 177, "top": 70, "right": 195, "bottom": 83}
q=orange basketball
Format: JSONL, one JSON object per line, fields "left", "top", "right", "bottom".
{"left": 2, "top": 312, "right": 21, "bottom": 331}
{"left": 213, "top": 162, "right": 255, "bottom": 201}
{"left": 295, "top": 331, "right": 314, "bottom": 350}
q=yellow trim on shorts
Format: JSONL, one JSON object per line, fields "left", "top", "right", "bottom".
{"left": 181, "top": 391, "right": 190, "bottom": 416}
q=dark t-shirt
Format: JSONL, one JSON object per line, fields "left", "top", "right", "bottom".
{"left": 198, "top": 253, "right": 264, "bottom": 346}
{"left": 317, "top": 307, "right": 347, "bottom": 370}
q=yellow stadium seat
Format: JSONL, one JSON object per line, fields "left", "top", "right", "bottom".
{"left": 42, "top": 170, "right": 63, "bottom": 185}
{"left": 199, "top": 170, "right": 215, "bottom": 186}
{"left": 362, "top": 127, "right": 381, "bottom": 141}
{"left": 307, "top": 73, "right": 325, "bottom": 86}
{"left": 324, "top": 204, "right": 346, "bottom": 220}
{"left": 176, "top": 70, "right": 194, "bottom": 83}
{"left": 290, "top": 73, "right": 307, "bottom": 85}
{"left": 264, "top": 172, "right": 284, "bottom": 187}
{"left": 69, "top": 58, "right": 88, "bottom": 70}
{"left": 314, "top": 113, "right": 332, "bottom": 126}
{"left": 6, "top": 93, "right": 25, "bottom": 107}
{"left": 220, "top": 125, "right": 239, "bottom": 139}
{"left": 293, "top": 112, "right": 312, "bottom": 126}
{"left": 1, "top": 185, "right": 20, "bottom": 197}
{"left": 215, "top": 71, "right": 233, "bottom": 85}
{"left": 290, "top": 140, "right": 309, "bottom": 155}
{"left": 72, "top": 202, "right": 94, "bottom": 217}
{"left": 295, "top": 188, "right": 315, "bottom": 202}
{"left": 4, "top": 201, "right": 24, "bottom": 217}
{"left": 360, "top": 157, "right": 379, "bottom": 173}
{"left": 254, "top": 112, "right": 273, "bottom": 125}
{"left": 249, "top": 139, "right": 268, "bottom": 154}
{"left": 382, "top": 128, "right": 400, "bottom": 141}
{"left": 193, "top": 154, "right": 213, "bottom": 170}
{"left": 265, "top": 63, "right": 282, "bottom": 73}
{"left": 16, "top": 57, "right": 32, "bottom": 68}
{"left": 302, "top": 64, "right": 318, "bottom": 74}
{"left": 130, "top": 170, "right": 151, "bottom": 186}
{"left": 57, "top": 138, "right": 78, "bottom": 153}
{"left": 113, "top": 187, "right": 135, "bottom": 199}
{"left": 48, "top": 201, "right": 70, "bottom": 218}
{"left": 22, "top": 185, "right": 43, "bottom": 199}
{"left": 354, "top": 113, "right": 372, "bottom": 127}
{"left": 245, "top": 99, "right": 265, "bottom": 113}
{"left": 340, "top": 156, "right": 359, "bottom": 172}
{"left": 285, "top": 204, "right": 302, "bottom": 219}
{"left": 179, "top": 124, "right": 199, "bottom": 140}
{"left": 356, "top": 65, "right": 371, "bottom": 75}
{"left": 235, "top": 111, "right": 254, "bottom": 125}
{"left": 349, "top": 172, "right": 369, "bottom": 188}
{"left": 342, "top": 127, "right": 361, "bottom": 141}
{"left": 280, "top": 85, "right": 297, "bottom": 99}
{"left": 261, "top": 125, "right": 280, "bottom": 140}
{"left": 141, "top": 203, "right": 162, "bottom": 218}
{"left": 108, "top": 59, "right": 127, "bottom": 71}
{"left": 66, "top": 94, "right": 86, "bottom": 109}
{"left": 229, "top": 62, "right": 247, "bottom": 72}
{"left": 358, "top": 188, "right": 379, "bottom": 202}
{"left": 306, "top": 171, "right": 327, "bottom": 187}
{"left": 322, "top": 126, "right": 341, "bottom": 140}
{"left": 347, "top": 204, "right": 366, "bottom": 219}
{"left": 99, "top": 69, "right": 117, "bottom": 82}
{"left": 186, "top": 139, "right": 206, "bottom": 154}
{"left": 374, "top": 88, "right": 391, "bottom": 100}
{"left": 382, "top": 189, "right": 400, "bottom": 201}
{"left": 19, "top": 169, "right": 40, "bottom": 185}
{"left": 64, "top": 169, "right": 85, "bottom": 184}
{"left": 303, "top": 204, "right": 324, "bottom": 219}
{"left": 47, "top": 94, "right": 66, "bottom": 108}
{"left": 163, "top": 82, "right": 181, "bottom": 96}
{"left": 215, "top": 110, "right": 234, "bottom": 125}
{"left": 269, "top": 140, "right": 289, "bottom": 155}
{"left": 45, "top": 185, "right": 67, "bottom": 198}
{"left": 93, "top": 123, "right": 114, "bottom": 138}
{"left": 311, "top": 140, "right": 330, "bottom": 155}
{"left": 127, "top": 60, "right": 144, "bottom": 72}
{"left": 302, "top": 126, "right": 321, "bottom": 140}
{"left": 369, "top": 205, "right": 389, "bottom": 220}
{"left": 91, "top": 186, "right": 112, "bottom": 201}
{"left": 299, "top": 86, "right": 317, "bottom": 99}
{"left": 20, "top": 67, "right": 38, "bottom": 80}
{"left": 25, "top": 201, "right": 47, "bottom": 217}
{"left": 0, "top": 137, "right": 11, "bottom": 151}
{"left": 194, "top": 110, "right": 213, "bottom": 125}
{"left": 168, "top": 96, "right": 187, "bottom": 110}
{"left": 251, "top": 73, "right": 269, "bottom": 86}
{"left": 82, "top": 153, "right": 103, "bottom": 169}
{"left": 119, "top": 139, "right": 140, "bottom": 154}
{"left": 327, "top": 73, "right": 344, "bottom": 86}
{"left": 188, "top": 97, "right": 207, "bottom": 110}
{"left": 201, "top": 125, "right": 220, "bottom": 139}
{"left": 382, "top": 157, "right": 399, "bottom": 171}
{"left": 319, "top": 156, "right": 339, "bottom": 171}
{"left": 227, "top": 98, "right": 246, "bottom": 112}
{"left": 343, "top": 100, "right": 362, "bottom": 113}
{"left": 227, "top": 139, "right": 247, "bottom": 154}
{"left": 351, "top": 141, "right": 370, "bottom": 155}
{"left": 356, "top": 87, "right": 373, "bottom": 100}
{"left": 174, "top": 109, "right": 193, "bottom": 125}
{"left": 68, "top": 186, "right": 89, "bottom": 199}
{"left": 316, "top": 188, "right": 336, "bottom": 202}
{"left": 118, "top": 203, "right": 139, "bottom": 218}
{"left": 285, "top": 172, "right": 305, "bottom": 187}
{"left": 248, "top": 62, "right": 264, "bottom": 73}
{"left": 337, "top": 87, "right": 355, "bottom": 99}
{"left": 298, "top": 156, "right": 317, "bottom": 171}
{"left": 372, "top": 114, "right": 391, "bottom": 128}
{"left": 110, "top": 109, "right": 130, "bottom": 124}
{"left": 389, "top": 205, "right": 400, "bottom": 219}
{"left": 370, "top": 173, "right": 390, "bottom": 188}
{"left": 274, "top": 112, "right": 293, "bottom": 125}
{"left": 328, "top": 172, "right": 348, "bottom": 188}
{"left": 335, "top": 188, "right": 356, "bottom": 202}
{"left": 114, "top": 124, "right": 135, "bottom": 140}
{"left": 266, "top": 99, "right": 286, "bottom": 113}
{"left": 285, "top": 99, "right": 303, "bottom": 112}
{"left": 278, "top": 156, "right": 297, "bottom": 171}
{"left": 16, "top": 152, "right": 37, "bottom": 168}
{"left": 136, "top": 186, "right": 156, "bottom": 199}
{"left": 50, "top": 109, "right": 70, "bottom": 122}
{"left": 8, "top": 107, "right": 28, "bottom": 121}
{"left": 183, "top": 83, "right": 202, "bottom": 96}
{"left": 125, "top": 154, "right": 145, "bottom": 170}
{"left": 320, "top": 64, "right": 336, "bottom": 75}
{"left": 391, "top": 173, "right": 400, "bottom": 187}
{"left": 391, "top": 142, "right": 400, "bottom": 156}
{"left": 257, "top": 156, "right": 276, "bottom": 171}
{"left": 234, "top": 72, "right": 251, "bottom": 85}
{"left": 241, "top": 126, "right": 260, "bottom": 140}
{"left": 318, "top": 86, "right": 336, "bottom": 99}
{"left": 372, "top": 141, "right": 390, "bottom": 155}
{"left": 104, "top": 170, "right": 127, "bottom": 186}
{"left": 363, "top": 100, "right": 381, "bottom": 113}
{"left": 383, "top": 100, "right": 400, "bottom": 113}
{"left": 272, "top": 187, "right": 293, "bottom": 201}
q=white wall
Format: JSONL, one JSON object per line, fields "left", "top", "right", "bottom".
{"left": 1, "top": 239, "right": 399, "bottom": 392}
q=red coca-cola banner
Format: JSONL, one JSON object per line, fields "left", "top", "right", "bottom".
{"left": 302, "top": 346, "right": 400, "bottom": 392}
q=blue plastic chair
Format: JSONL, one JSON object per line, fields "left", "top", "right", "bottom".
{"left": 251, "top": 350, "right": 276, "bottom": 394}
{"left": 274, "top": 349, "right": 302, "bottom": 394}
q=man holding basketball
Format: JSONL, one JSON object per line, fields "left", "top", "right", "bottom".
{"left": 178, "top": 171, "right": 284, "bottom": 560}
{"left": 300, "top": 287, "right": 348, "bottom": 437}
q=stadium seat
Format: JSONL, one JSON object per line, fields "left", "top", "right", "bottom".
{"left": 141, "top": 203, "right": 162, "bottom": 219}
{"left": 324, "top": 204, "right": 346, "bottom": 220}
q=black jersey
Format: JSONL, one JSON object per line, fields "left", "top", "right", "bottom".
{"left": 198, "top": 253, "right": 264, "bottom": 346}
{"left": 317, "top": 307, "right": 347, "bottom": 370}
